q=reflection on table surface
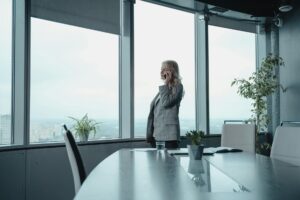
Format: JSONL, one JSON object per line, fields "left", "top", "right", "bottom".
{"left": 176, "top": 156, "right": 250, "bottom": 193}
{"left": 75, "top": 149, "right": 300, "bottom": 200}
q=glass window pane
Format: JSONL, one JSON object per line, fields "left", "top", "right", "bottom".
{"left": 134, "top": 1, "right": 195, "bottom": 137}
{"left": 30, "top": 18, "right": 119, "bottom": 143}
{"left": 0, "top": 0, "right": 12, "bottom": 145}
{"left": 209, "top": 26, "right": 256, "bottom": 134}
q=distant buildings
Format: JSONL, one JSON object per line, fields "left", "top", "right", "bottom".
{"left": 0, "top": 115, "right": 221, "bottom": 144}
{"left": 0, "top": 114, "right": 11, "bottom": 145}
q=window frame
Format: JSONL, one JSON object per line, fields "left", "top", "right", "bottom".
{"left": 1, "top": 0, "right": 259, "bottom": 150}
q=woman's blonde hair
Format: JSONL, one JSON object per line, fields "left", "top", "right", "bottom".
{"left": 161, "top": 60, "right": 182, "bottom": 87}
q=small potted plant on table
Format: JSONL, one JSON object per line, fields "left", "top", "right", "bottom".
{"left": 186, "top": 130, "right": 205, "bottom": 160}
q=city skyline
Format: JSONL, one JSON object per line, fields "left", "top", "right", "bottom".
{"left": 0, "top": 113, "right": 247, "bottom": 144}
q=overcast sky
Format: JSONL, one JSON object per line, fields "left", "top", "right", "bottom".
{"left": 0, "top": 0, "right": 12, "bottom": 115}
{"left": 0, "top": 0, "right": 255, "bottom": 122}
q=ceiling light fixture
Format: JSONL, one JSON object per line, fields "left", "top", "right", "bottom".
{"left": 278, "top": 0, "right": 293, "bottom": 12}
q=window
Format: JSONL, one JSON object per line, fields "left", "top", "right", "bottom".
{"left": 134, "top": 1, "right": 195, "bottom": 137}
{"left": 30, "top": 18, "right": 119, "bottom": 143}
{"left": 0, "top": 0, "right": 12, "bottom": 145}
{"left": 209, "top": 26, "right": 256, "bottom": 134}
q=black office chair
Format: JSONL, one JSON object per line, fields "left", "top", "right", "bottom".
{"left": 63, "top": 125, "right": 86, "bottom": 194}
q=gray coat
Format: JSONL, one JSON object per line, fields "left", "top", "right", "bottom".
{"left": 146, "top": 83, "right": 183, "bottom": 141}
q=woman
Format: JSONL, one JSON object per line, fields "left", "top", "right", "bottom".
{"left": 146, "top": 60, "right": 184, "bottom": 149}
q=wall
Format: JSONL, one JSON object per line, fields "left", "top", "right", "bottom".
{"left": 279, "top": 1, "right": 300, "bottom": 122}
{"left": 0, "top": 151, "right": 26, "bottom": 200}
{"left": 0, "top": 140, "right": 149, "bottom": 200}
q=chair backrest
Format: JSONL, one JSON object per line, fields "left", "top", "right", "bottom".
{"left": 221, "top": 124, "right": 256, "bottom": 153}
{"left": 270, "top": 126, "right": 300, "bottom": 166}
{"left": 63, "top": 125, "right": 86, "bottom": 194}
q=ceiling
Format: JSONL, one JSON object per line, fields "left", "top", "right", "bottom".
{"left": 196, "top": 0, "right": 289, "bottom": 17}
{"left": 148, "top": 0, "right": 295, "bottom": 26}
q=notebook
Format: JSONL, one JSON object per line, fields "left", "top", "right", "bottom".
{"left": 168, "top": 148, "right": 215, "bottom": 156}
{"left": 205, "top": 147, "right": 243, "bottom": 153}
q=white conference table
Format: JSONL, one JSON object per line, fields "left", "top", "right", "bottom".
{"left": 75, "top": 148, "right": 300, "bottom": 200}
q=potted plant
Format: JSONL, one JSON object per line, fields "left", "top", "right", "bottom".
{"left": 186, "top": 130, "right": 205, "bottom": 160}
{"left": 231, "top": 54, "right": 284, "bottom": 154}
{"left": 69, "top": 114, "right": 100, "bottom": 142}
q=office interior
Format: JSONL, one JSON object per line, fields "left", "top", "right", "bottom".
{"left": 0, "top": 0, "right": 300, "bottom": 199}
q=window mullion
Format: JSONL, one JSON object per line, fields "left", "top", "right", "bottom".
{"left": 195, "top": 13, "right": 209, "bottom": 135}
{"left": 12, "top": 0, "right": 28, "bottom": 145}
{"left": 120, "top": 0, "right": 134, "bottom": 139}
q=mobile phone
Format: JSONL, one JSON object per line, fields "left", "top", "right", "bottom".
{"left": 164, "top": 74, "right": 167, "bottom": 79}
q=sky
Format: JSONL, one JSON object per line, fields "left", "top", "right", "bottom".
{"left": 0, "top": 0, "right": 255, "bottom": 124}
{"left": 0, "top": 0, "right": 12, "bottom": 115}
{"left": 134, "top": 0, "right": 195, "bottom": 120}
{"left": 209, "top": 26, "right": 255, "bottom": 119}
{"left": 30, "top": 18, "right": 119, "bottom": 120}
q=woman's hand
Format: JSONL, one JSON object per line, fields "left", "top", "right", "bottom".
{"left": 161, "top": 70, "right": 172, "bottom": 85}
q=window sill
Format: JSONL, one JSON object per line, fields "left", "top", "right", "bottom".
{"left": 0, "top": 138, "right": 146, "bottom": 152}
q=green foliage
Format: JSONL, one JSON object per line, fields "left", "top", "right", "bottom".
{"left": 186, "top": 130, "right": 205, "bottom": 145}
{"left": 69, "top": 114, "right": 101, "bottom": 139}
{"left": 231, "top": 54, "right": 284, "bottom": 132}
{"left": 260, "top": 142, "right": 272, "bottom": 150}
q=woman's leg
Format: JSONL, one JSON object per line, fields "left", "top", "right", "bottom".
{"left": 165, "top": 140, "right": 179, "bottom": 149}
{"left": 150, "top": 139, "right": 156, "bottom": 148}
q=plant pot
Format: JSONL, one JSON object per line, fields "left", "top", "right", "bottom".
{"left": 256, "top": 132, "right": 273, "bottom": 156}
{"left": 79, "top": 133, "right": 89, "bottom": 142}
{"left": 187, "top": 144, "right": 205, "bottom": 160}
